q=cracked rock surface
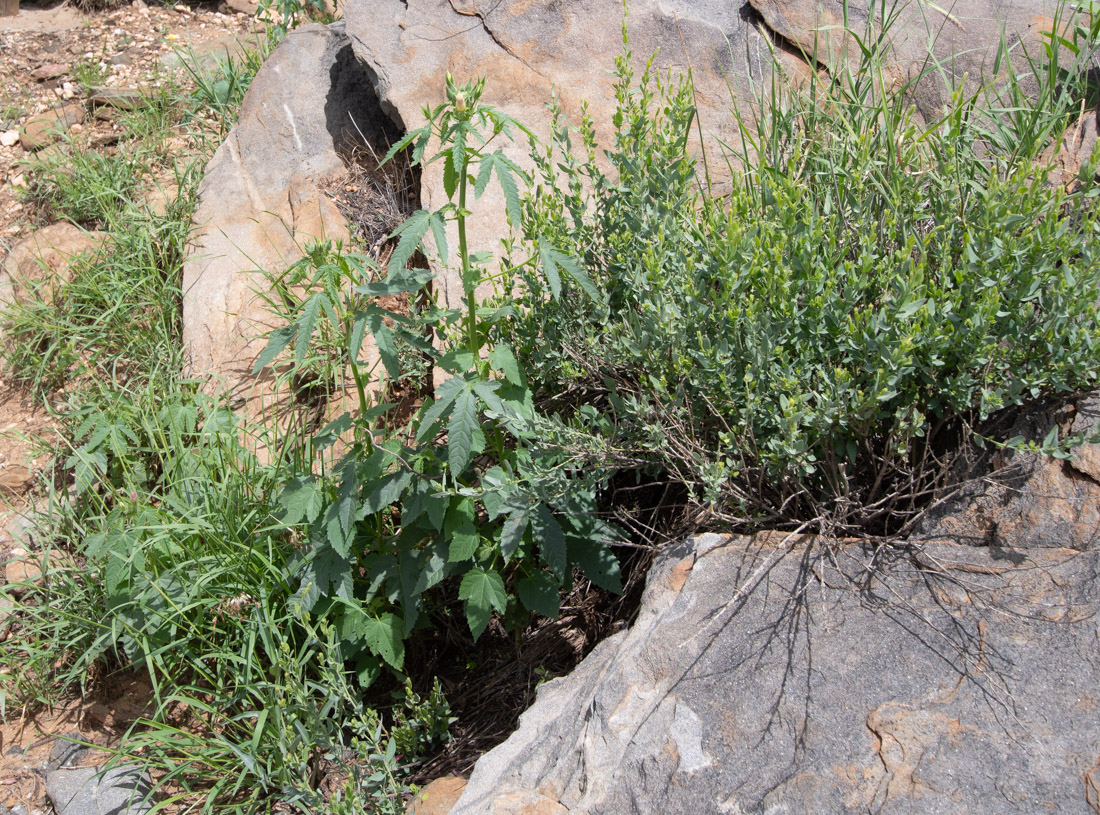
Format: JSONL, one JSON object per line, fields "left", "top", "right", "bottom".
{"left": 451, "top": 523, "right": 1100, "bottom": 814}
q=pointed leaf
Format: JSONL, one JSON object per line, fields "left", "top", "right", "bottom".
{"left": 568, "top": 538, "right": 622, "bottom": 593}
{"left": 518, "top": 571, "right": 560, "bottom": 618}
{"left": 387, "top": 210, "right": 431, "bottom": 276}
{"left": 448, "top": 384, "right": 485, "bottom": 474}
{"left": 489, "top": 344, "right": 523, "bottom": 385}
{"left": 362, "top": 469, "right": 413, "bottom": 514}
{"left": 500, "top": 509, "right": 528, "bottom": 560}
{"left": 538, "top": 240, "right": 562, "bottom": 299}
{"left": 253, "top": 324, "right": 297, "bottom": 373}
{"left": 294, "top": 294, "right": 324, "bottom": 366}
{"left": 458, "top": 567, "right": 507, "bottom": 640}
{"left": 441, "top": 148, "right": 459, "bottom": 199}
{"left": 429, "top": 210, "right": 449, "bottom": 265}
{"left": 416, "top": 375, "right": 466, "bottom": 441}
{"left": 532, "top": 505, "right": 566, "bottom": 580}
{"left": 278, "top": 476, "right": 323, "bottom": 525}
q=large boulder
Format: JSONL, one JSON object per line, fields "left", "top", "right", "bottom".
{"left": 182, "top": 20, "right": 397, "bottom": 410}
{"left": 451, "top": 529, "right": 1100, "bottom": 814}
{"left": 343, "top": 0, "right": 806, "bottom": 311}
{"left": 746, "top": 0, "right": 1065, "bottom": 118}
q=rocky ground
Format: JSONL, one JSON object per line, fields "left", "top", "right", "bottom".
{"left": 0, "top": 2, "right": 269, "bottom": 812}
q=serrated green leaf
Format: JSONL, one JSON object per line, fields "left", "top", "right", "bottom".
{"left": 416, "top": 376, "right": 466, "bottom": 441}
{"left": 500, "top": 509, "right": 528, "bottom": 560}
{"left": 294, "top": 294, "right": 324, "bottom": 366}
{"left": 494, "top": 152, "right": 523, "bottom": 228}
{"left": 474, "top": 149, "right": 494, "bottom": 199}
{"left": 362, "top": 469, "right": 413, "bottom": 514}
{"left": 349, "top": 311, "right": 368, "bottom": 361}
{"left": 253, "top": 324, "right": 297, "bottom": 373}
{"left": 438, "top": 349, "right": 477, "bottom": 374}
{"left": 489, "top": 344, "right": 523, "bottom": 385}
{"left": 537, "top": 240, "right": 562, "bottom": 299}
{"left": 429, "top": 210, "right": 449, "bottom": 265}
{"left": 387, "top": 210, "right": 432, "bottom": 277}
{"left": 380, "top": 124, "right": 426, "bottom": 166}
{"left": 367, "top": 309, "right": 400, "bottom": 380}
{"left": 312, "top": 412, "right": 353, "bottom": 451}
{"left": 518, "top": 571, "right": 560, "bottom": 618}
{"left": 442, "top": 148, "right": 459, "bottom": 199}
{"left": 343, "top": 607, "right": 405, "bottom": 670}
{"left": 322, "top": 460, "right": 359, "bottom": 558}
{"left": 448, "top": 385, "right": 484, "bottom": 474}
{"left": 452, "top": 123, "right": 467, "bottom": 179}
{"left": 278, "top": 476, "right": 323, "bottom": 525}
{"left": 568, "top": 538, "right": 622, "bottom": 593}
{"left": 458, "top": 567, "right": 507, "bottom": 640}
{"left": 532, "top": 505, "right": 566, "bottom": 580}
{"left": 355, "top": 267, "right": 434, "bottom": 298}
{"left": 446, "top": 497, "right": 479, "bottom": 562}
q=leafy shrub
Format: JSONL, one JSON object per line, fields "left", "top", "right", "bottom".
{"left": 255, "top": 73, "right": 622, "bottom": 680}
{"left": 516, "top": 18, "right": 1100, "bottom": 535}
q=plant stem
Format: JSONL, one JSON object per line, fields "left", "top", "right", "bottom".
{"left": 457, "top": 160, "right": 479, "bottom": 365}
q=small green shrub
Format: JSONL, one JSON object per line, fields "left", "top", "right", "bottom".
{"left": 255, "top": 73, "right": 622, "bottom": 680}
{"left": 516, "top": 15, "right": 1100, "bottom": 535}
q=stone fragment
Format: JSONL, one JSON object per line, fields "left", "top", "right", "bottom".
{"left": 0, "top": 222, "right": 106, "bottom": 310}
{"left": 45, "top": 765, "right": 153, "bottom": 815}
{"left": 4, "top": 548, "right": 43, "bottom": 597}
{"left": 0, "top": 130, "right": 18, "bottom": 147}
{"left": 225, "top": 0, "right": 257, "bottom": 15}
{"left": 407, "top": 777, "right": 467, "bottom": 815}
{"left": 87, "top": 87, "right": 144, "bottom": 111}
{"left": 18, "top": 103, "right": 85, "bottom": 151}
{"left": 31, "top": 63, "right": 68, "bottom": 82}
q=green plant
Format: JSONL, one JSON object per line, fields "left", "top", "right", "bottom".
{"left": 179, "top": 44, "right": 269, "bottom": 136}
{"left": 72, "top": 54, "right": 109, "bottom": 90}
{"left": 21, "top": 143, "right": 147, "bottom": 227}
{"left": 517, "top": 8, "right": 1100, "bottom": 535}
{"left": 256, "top": 73, "right": 622, "bottom": 681}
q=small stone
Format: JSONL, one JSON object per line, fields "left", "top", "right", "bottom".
{"left": 31, "top": 63, "right": 68, "bottom": 82}
{"left": 0, "top": 130, "right": 18, "bottom": 147}
{"left": 18, "top": 103, "right": 85, "bottom": 151}
{"left": 225, "top": 0, "right": 257, "bottom": 15}
{"left": 48, "top": 735, "right": 86, "bottom": 771}
{"left": 5, "top": 552, "right": 43, "bottom": 596}
{"left": 108, "top": 52, "right": 132, "bottom": 66}
{"left": 46, "top": 765, "right": 154, "bottom": 815}
{"left": 406, "top": 777, "right": 467, "bottom": 815}
{"left": 87, "top": 87, "right": 143, "bottom": 110}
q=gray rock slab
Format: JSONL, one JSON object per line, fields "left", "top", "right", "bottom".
{"left": 452, "top": 531, "right": 1100, "bottom": 814}
{"left": 46, "top": 765, "right": 153, "bottom": 815}
{"left": 746, "top": 0, "right": 1068, "bottom": 119}
{"left": 917, "top": 392, "right": 1100, "bottom": 551}
{"left": 181, "top": 21, "right": 393, "bottom": 412}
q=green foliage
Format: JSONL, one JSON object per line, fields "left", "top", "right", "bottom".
{"left": 2, "top": 176, "right": 195, "bottom": 396}
{"left": 256, "top": 72, "right": 622, "bottom": 677}
{"left": 517, "top": 13, "right": 1100, "bottom": 533}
